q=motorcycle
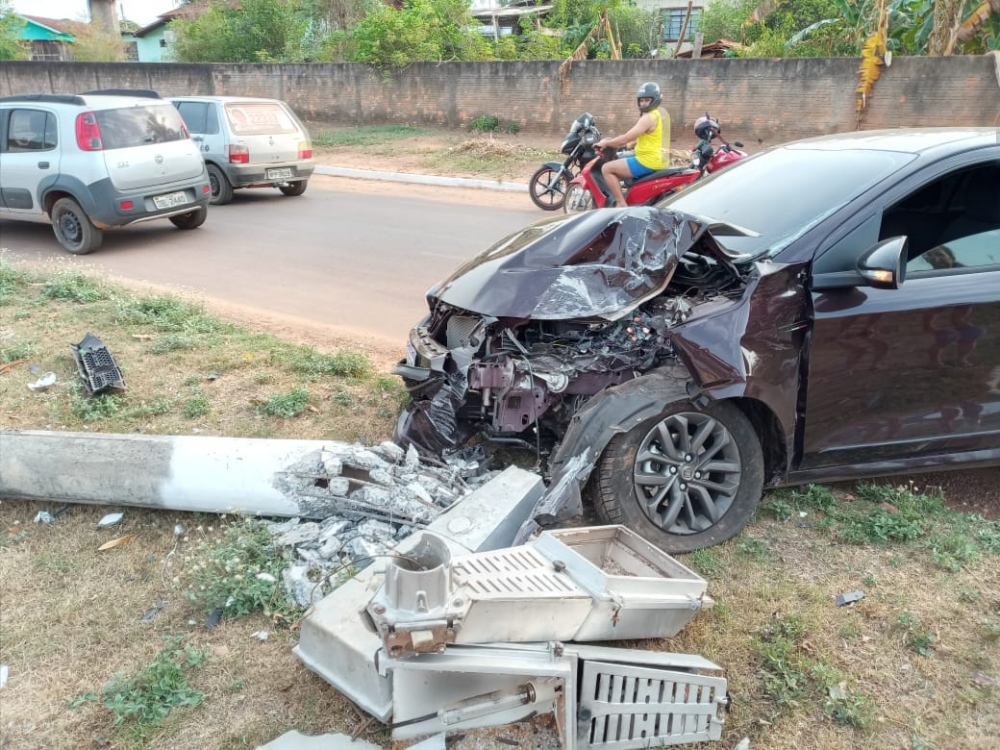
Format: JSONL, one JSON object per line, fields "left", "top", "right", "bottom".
{"left": 528, "top": 113, "right": 602, "bottom": 211}
{"left": 562, "top": 114, "right": 747, "bottom": 214}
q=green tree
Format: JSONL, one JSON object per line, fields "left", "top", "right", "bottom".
{"left": 0, "top": 0, "right": 29, "bottom": 61}
{"left": 698, "top": 0, "right": 757, "bottom": 43}
{"left": 171, "top": 0, "right": 309, "bottom": 62}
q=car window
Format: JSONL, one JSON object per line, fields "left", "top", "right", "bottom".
{"left": 7, "top": 109, "right": 56, "bottom": 152}
{"left": 224, "top": 102, "right": 298, "bottom": 135}
{"left": 95, "top": 104, "right": 187, "bottom": 150}
{"left": 880, "top": 163, "right": 1000, "bottom": 275}
{"left": 657, "top": 146, "right": 914, "bottom": 258}
{"left": 175, "top": 101, "right": 208, "bottom": 134}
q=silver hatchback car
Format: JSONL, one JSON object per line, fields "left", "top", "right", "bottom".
{"left": 169, "top": 96, "right": 315, "bottom": 205}
{"left": 0, "top": 91, "right": 210, "bottom": 254}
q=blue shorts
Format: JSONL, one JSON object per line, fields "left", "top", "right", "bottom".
{"left": 626, "top": 156, "right": 655, "bottom": 179}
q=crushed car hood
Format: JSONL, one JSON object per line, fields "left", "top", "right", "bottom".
{"left": 430, "top": 207, "right": 738, "bottom": 321}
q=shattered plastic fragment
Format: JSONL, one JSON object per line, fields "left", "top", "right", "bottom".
{"left": 70, "top": 333, "right": 126, "bottom": 395}
{"left": 97, "top": 512, "right": 124, "bottom": 528}
{"left": 34, "top": 511, "right": 53, "bottom": 524}
{"left": 27, "top": 372, "right": 57, "bottom": 391}
{"left": 251, "top": 630, "right": 270, "bottom": 641}
{"left": 97, "top": 533, "right": 135, "bottom": 551}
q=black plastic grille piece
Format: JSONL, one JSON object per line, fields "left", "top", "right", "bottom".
{"left": 71, "top": 333, "right": 126, "bottom": 395}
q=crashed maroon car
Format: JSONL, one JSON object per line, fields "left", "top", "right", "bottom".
{"left": 394, "top": 128, "right": 1000, "bottom": 552}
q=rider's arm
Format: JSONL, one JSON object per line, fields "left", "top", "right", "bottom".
{"left": 597, "top": 113, "right": 653, "bottom": 149}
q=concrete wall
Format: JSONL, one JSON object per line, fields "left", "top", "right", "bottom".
{"left": 1, "top": 58, "right": 998, "bottom": 146}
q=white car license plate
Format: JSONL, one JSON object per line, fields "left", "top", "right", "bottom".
{"left": 152, "top": 191, "right": 189, "bottom": 210}
{"left": 406, "top": 341, "right": 417, "bottom": 367}
{"left": 267, "top": 168, "right": 293, "bottom": 180}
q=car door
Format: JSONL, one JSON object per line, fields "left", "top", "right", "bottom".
{"left": 0, "top": 107, "right": 59, "bottom": 219}
{"left": 174, "top": 100, "right": 225, "bottom": 162}
{"left": 800, "top": 154, "right": 1000, "bottom": 470}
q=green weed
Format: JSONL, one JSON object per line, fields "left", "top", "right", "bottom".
{"left": 256, "top": 388, "right": 310, "bottom": 418}
{"left": 788, "top": 484, "right": 839, "bottom": 513}
{"left": 41, "top": 272, "right": 108, "bottom": 303}
{"left": 469, "top": 114, "right": 501, "bottom": 132}
{"left": 896, "top": 611, "right": 935, "bottom": 656}
{"left": 311, "top": 125, "right": 428, "bottom": 147}
{"left": 71, "top": 635, "right": 205, "bottom": 728}
{"left": 115, "top": 294, "right": 232, "bottom": 334}
{"left": 736, "top": 535, "right": 770, "bottom": 559}
{"left": 149, "top": 334, "right": 199, "bottom": 355}
{"left": 333, "top": 391, "right": 352, "bottom": 406}
{"left": 268, "top": 344, "right": 371, "bottom": 379}
{"left": 0, "top": 257, "right": 32, "bottom": 301}
{"left": 183, "top": 392, "right": 210, "bottom": 419}
{"left": 69, "top": 381, "right": 127, "bottom": 421}
{"left": 688, "top": 548, "right": 723, "bottom": 577}
{"left": 0, "top": 338, "right": 34, "bottom": 363}
{"left": 185, "top": 520, "right": 300, "bottom": 621}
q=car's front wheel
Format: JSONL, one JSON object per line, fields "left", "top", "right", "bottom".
{"left": 51, "top": 197, "right": 103, "bottom": 255}
{"left": 279, "top": 180, "right": 307, "bottom": 196}
{"left": 587, "top": 399, "right": 763, "bottom": 553}
{"left": 169, "top": 205, "right": 208, "bottom": 230}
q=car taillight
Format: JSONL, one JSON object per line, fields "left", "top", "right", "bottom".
{"left": 75, "top": 112, "right": 103, "bottom": 151}
{"left": 229, "top": 144, "right": 249, "bottom": 164}
{"left": 298, "top": 141, "right": 312, "bottom": 159}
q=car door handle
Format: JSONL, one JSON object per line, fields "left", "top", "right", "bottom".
{"left": 192, "top": 136, "right": 204, "bottom": 142}
{"left": 37, "top": 161, "right": 50, "bottom": 169}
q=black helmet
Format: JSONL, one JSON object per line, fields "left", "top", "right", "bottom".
{"left": 636, "top": 82, "right": 661, "bottom": 113}
{"left": 694, "top": 114, "right": 721, "bottom": 141}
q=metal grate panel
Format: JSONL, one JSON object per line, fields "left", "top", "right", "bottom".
{"left": 452, "top": 547, "right": 579, "bottom": 597}
{"left": 446, "top": 315, "right": 482, "bottom": 349}
{"left": 580, "top": 660, "right": 726, "bottom": 748}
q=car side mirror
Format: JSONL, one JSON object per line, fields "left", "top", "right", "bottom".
{"left": 857, "top": 236, "right": 907, "bottom": 290}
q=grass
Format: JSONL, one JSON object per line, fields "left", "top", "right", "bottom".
{"left": 310, "top": 124, "right": 429, "bottom": 148}
{"left": 1, "top": 256, "right": 999, "bottom": 749}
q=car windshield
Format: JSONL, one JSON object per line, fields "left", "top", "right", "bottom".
{"left": 96, "top": 104, "right": 187, "bottom": 150}
{"left": 657, "top": 146, "right": 916, "bottom": 258}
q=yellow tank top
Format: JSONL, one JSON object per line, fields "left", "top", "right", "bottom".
{"left": 635, "top": 109, "right": 670, "bottom": 170}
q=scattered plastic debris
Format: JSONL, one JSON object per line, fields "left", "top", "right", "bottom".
{"left": 27, "top": 372, "right": 57, "bottom": 391}
{"left": 97, "top": 512, "right": 123, "bottom": 528}
{"left": 205, "top": 607, "right": 223, "bottom": 630}
{"left": 142, "top": 599, "right": 165, "bottom": 623}
{"left": 251, "top": 630, "right": 269, "bottom": 642}
{"left": 835, "top": 590, "right": 865, "bottom": 606}
{"left": 206, "top": 372, "right": 221, "bottom": 381}
{"left": 173, "top": 523, "right": 186, "bottom": 537}
{"left": 0, "top": 664, "right": 8, "bottom": 689}
{"left": 70, "top": 333, "right": 126, "bottom": 395}
{"left": 34, "top": 511, "right": 53, "bottom": 524}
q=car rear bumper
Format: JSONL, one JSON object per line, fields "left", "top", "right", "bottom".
{"left": 82, "top": 175, "right": 211, "bottom": 228}
{"left": 224, "top": 160, "right": 315, "bottom": 188}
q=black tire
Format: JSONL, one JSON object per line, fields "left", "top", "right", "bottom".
{"left": 563, "top": 183, "right": 594, "bottom": 214}
{"left": 169, "top": 205, "right": 208, "bottom": 230}
{"left": 279, "top": 180, "right": 308, "bottom": 197}
{"left": 51, "top": 197, "right": 103, "bottom": 255}
{"left": 586, "top": 399, "right": 763, "bottom": 553}
{"left": 207, "top": 163, "right": 233, "bottom": 205}
{"left": 529, "top": 165, "right": 569, "bottom": 211}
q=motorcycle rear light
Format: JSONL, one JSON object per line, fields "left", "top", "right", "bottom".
{"left": 119, "top": 200, "right": 133, "bottom": 210}
{"left": 75, "top": 112, "right": 103, "bottom": 151}
{"left": 228, "top": 144, "right": 250, "bottom": 164}
{"left": 298, "top": 141, "right": 312, "bottom": 159}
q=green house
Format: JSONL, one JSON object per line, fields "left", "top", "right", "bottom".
{"left": 17, "top": 15, "right": 75, "bottom": 61}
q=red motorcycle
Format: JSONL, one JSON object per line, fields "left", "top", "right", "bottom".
{"left": 562, "top": 115, "right": 747, "bottom": 213}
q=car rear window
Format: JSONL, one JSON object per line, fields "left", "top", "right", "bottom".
{"left": 95, "top": 104, "right": 187, "bottom": 150}
{"left": 223, "top": 102, "right": 298, "bottom": 135}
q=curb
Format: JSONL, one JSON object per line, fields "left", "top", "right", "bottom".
{"left": 314, "top": 165, "right": 528, "bottom": 193}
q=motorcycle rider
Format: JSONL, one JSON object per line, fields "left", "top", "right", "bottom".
{"left": 594, "top": 82, "right": 671, "bottom": 207}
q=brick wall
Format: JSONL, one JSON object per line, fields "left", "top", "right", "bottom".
{"left": 2, "top": 58, "right": 997, "bottom": 146}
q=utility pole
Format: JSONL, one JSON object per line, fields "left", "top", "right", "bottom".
{"left": 88, "top": 0, "right": 119, "bottom": 33}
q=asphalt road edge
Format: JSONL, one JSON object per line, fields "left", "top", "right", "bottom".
{"left": 314, "top": 165, "right": 528, "bottom": 193}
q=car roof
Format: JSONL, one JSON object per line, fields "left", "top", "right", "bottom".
{"left": 169, "top": 95, "right": 284, "bottom": 104}
{"left": 781, "top": 127, "right": 999, "bottom": 156}
{"left": 0, "top": 93, "right": 168, "bottom": 109}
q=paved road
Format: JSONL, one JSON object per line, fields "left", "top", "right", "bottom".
{"left": 1, "top": 176, "right": 541, "bottom": 343}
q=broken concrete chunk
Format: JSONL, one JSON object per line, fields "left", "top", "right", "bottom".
{"left": 320, "top": 450, "right": 343, "bottom": 476}
{"left": 283, "top": 564, "right": 323, "bottom": 608}
{"left": 356, "top": 519, "right": 397, "bottom": 542}
{"left": 344, "top": 448, "right": 391, "bottom": 472}
{"left": 322, "top": 477, "right": 351, "bottom": 496}
{"left": 319, "top": 518, "right": 350, "bottom": 539}
{"left": 350, "top": 485, "right": 393, "bottom": 509}
{"left": 368, "top": 468, "right": 394, "bottom": 486}
{"left": 275, "top": 522, "right": 321, "bottom": 547}
{"left": 265, "top": 518, "right": 300, "bottom": 536}
{"left": 378, "top": 441, "right": 405, "bottom": 463}
{"left": 343, "top": 535, "right": 391, "bottom": 563}
{"left": 405, "top": 444, "right": 420, "bottom": 469}
{"left": 318, "top": 536, "right": 344, "bottom": 560}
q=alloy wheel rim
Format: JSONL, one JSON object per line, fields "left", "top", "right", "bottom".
{"left": 632, "top": 411, "right": 741, "bottom": 535}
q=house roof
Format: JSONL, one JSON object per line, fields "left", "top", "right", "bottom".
{"left": 471, "top": 4, "right": 553, "bottom": 20}
{"left": 135, "top": 0, "right": 238, "bottom": 38}
{"left": 20, "top": 15, "right": 77, "bottom": 40}
{"left": 675, "top": 39, "right": 745, "bottom": 59}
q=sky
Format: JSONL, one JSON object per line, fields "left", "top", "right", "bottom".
{"left": 10, "top": 0, "right": 178, "bottom": 26}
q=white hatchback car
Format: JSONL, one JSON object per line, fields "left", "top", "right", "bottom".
{"left": 0, "top": 90, "right": 210, "bottom": 254}
{"left": 169, "top": 96, "right": 315, "bottom": 205}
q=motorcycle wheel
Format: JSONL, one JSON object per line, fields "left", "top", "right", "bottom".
{"left": 563, "top": 183, "right": 595, "bottom": 214}
{"left": 528, "top": 166, "right": 569, "bottom": 211}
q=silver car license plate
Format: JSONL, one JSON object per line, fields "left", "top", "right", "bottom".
{"left": 267, "top": 168, "right": 293, "bottom": 180}
{"left": 152, "top": 191, "right": 189, "bottom": 210}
